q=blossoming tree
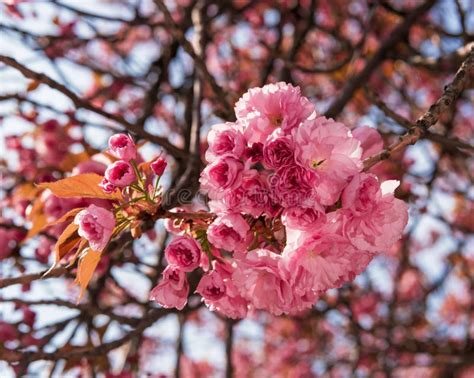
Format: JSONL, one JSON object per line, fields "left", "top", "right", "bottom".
{"left": 1, "top": 0, "right": 473, "bottom": 376}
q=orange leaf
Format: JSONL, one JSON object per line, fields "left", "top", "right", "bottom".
{"left": 54, "top": 222, "right": 80, "bottom": 263}
{"left": 14, "top": 183, "right": 39, "bottom": 200}
{"left": 47, "top": 207, "right": 84, "bottom": 227}
{"left": 25, "top": 200, "right": 46, "bottom": 240}
{"left": 75, "top": 249, "right": 101, "bottom": 301}
{"left": 37, "top": 173, "right": 120, "bottom": 200}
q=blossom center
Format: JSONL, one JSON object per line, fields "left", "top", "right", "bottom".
{"left": 310, "top": 159, "right": 325, "bottom": 169}
{"left": 270, "top": 113, "right": 283, "bottom": 126}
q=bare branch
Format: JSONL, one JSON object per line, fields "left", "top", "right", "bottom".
{"left": 325, "top": 0, "right": 436, "bottom": 118}
{"left": 364, "top": 47, "right": 474, "bottom": 170}
{"left": 0, "top": 55, "right": 186, "bottom": 158}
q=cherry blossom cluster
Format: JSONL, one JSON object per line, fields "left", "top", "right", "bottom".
{"left": 77, "top": 135, "right": 167, "bottom": 251}
{"left": 69, "top": 135, "right": 167, "bottom": 255}
{"left": 151, "top": 82, "right": 408, "bottom": 317}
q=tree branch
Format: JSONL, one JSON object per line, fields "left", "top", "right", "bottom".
{"left": 154, "top": 0, "right": 233, "bottom": 120}
{"left": 363, "top": 46, "right": 474, "bottom": 170}
{"left": 325, "top": 0, "right": 436, "bottom": 118}
{"left": 0, "top": 55, "right": 186, "bottom": 158}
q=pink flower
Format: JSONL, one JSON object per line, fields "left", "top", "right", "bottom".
{"left": 99, "top": 178, "right": 117, "bottom": 194}
{"left": 200, "top": 154, "right": 244, "bottom": 195}
{"left": 165, "top": 236, "right": 202, "bottom": 272}
{"left": 340, "top": 173, "right": 408, "bottom": 252}
{"left": 196, "top": 270, "right": 226, "bottom": 301}
{"left": 206, "top": 261, "right": 249, "bottom": 319}
{"left": 233, "top": 249, "right": 293, "bottom": 315}
{"left": 74, "top": 204, "right": 115, "bottom": 252}
{"left": 149, "top": 265, "right": 189, "bottom": 310}
{"left": 210, "top": 169, "right": 271, "bottom": 217}
{"left": 205, "top": 122, "right": 246, "bottom": 162}
{"left": 244, "top": 142, "right": 263, "bottom": 163}
{"left": 151, "top": 157, "right": 167, "bottom": 176}
{"left": 352, "top": 126, "right": 383, "bottom": 159}
{"left": 271, "top": 164, "right": 317, "bottom": 208}
{"left": 282, "top": 205, "right": 326, "bottom": 231}
{"left": 263, "top": 135, "right": 294, "bottom": 169}
{"left": 236, "top": 82, "right": 315, "bottom": 144}
{"left": 282, "top": 233, "right": 373, "bottom": 295}
{"left": 108, "top": 134, "right": 137, "bottom": 161}
{"left": 293, "top": 117, "right": 362, "bottom": 205}
{"left": 104, "top": 160, "right": 136, "bottom": 187}
{"left": 207, "top": 213, "right": 251, "bottom": 253}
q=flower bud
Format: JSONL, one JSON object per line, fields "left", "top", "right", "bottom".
{"left": 104, "top": 160, "right": 136, "bottom": 187}
{"left": 151, "top": 157, "right": 167, "bottom": 176}
{"left": 108, "top": 134, "right": 136, "bottom": 161}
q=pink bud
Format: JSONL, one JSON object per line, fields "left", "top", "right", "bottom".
{"left": 105, "top": 160, "right": 136, "bottom": 187}
{"left": 108, "top": 134, "right": 137, "bottom": 161}
{"left": 151, "top": 157, "right": 167, "bottom": 176}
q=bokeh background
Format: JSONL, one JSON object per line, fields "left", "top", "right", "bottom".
{"left": 1, "top": 0, "right": 473, "bottom": 377}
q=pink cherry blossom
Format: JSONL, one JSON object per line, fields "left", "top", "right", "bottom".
{"left": 282, "top": 205, "right": 326, "bottom": 231}
{"left": 104, "top": 160, "right": 136, "bottom": 187}
{"left": 205, "top": 122, "right": 246, "bottom": 162}
{"left": 263, "top": 134, "right": 295, "bottom": 169}
{"left": 233, "top": 249, "right": 294, "bottom": 316}
{"left": 149, "top": 265, "right": 189, "bottom": 310}
{"left": 271, "top": 164, "right": 317, "bottom": 208}
{"left": 210, "top": 169, "right": 272, "bottom": 217}
{"left": 244, "top": 142, "right": 263, "bottom": 163}
{"left": 165, "top": 236, "right": 202, "bottom": 272}
{"left": 293, "top": 116, "right": 362, "bottom": 205}
{"left": 340, "top": 173, "right": 409, "bottom": 252}
{"left": 196, "top": 270, "right": 226, "bottom": 301}
{"left": 206, "top": 261, "right": 249, "bottom": 319}
{"left": 199, "top": 154, "right": 244, "bottom": 196}
{"left": 74, "top": 204, "right": 115, "bottom": 252}
{"left": 207, "top": 213, "right": 251, "bottom": 253}
{"left": 282, "top": 233, "right": 373, "bottom": 295}
{"left": 235, "top": 82, "right": 315, "bottom": 144}
{"left": 108, "top": 134, "right": 137, "bottom": 161}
